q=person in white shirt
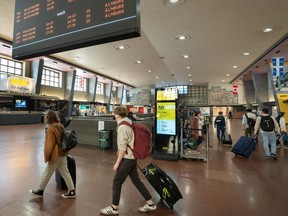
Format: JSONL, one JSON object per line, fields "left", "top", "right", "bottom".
{"left": 242, "top": 109, "right": 257, "bottom": 137}
{"left": 254, "top": 108, "right": 280, "bottom": 160}
{"left": 276, "top": 112, "right": 287, "bottom": 147}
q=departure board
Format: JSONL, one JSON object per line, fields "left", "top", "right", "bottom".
{"left": 12, "top": 0, "right": 140, "bottom": 60}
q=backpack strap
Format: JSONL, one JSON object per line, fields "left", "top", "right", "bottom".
{"left": 118, "top": 121, "right": 134, "bottom": 153}
{"left": 51, "top": 124, "right": 64, "bottom": 146}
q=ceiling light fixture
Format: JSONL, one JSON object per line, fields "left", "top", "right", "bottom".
{"left": 73, "top": 57, "right": 81, "bottom": 61}
{"left": 226, "top": 74, "right": 230, "bottom": 77}
{"left": 233, "top": 65, "right": 238, "bottom": 69}
{"left": 242, "top": 52, "right": 250, "bottom": 56}
{"left": 181, "top": 55, "right": 190, "bottom": 59}
{"left": 262, "top": 27, "right": 273, "bottom": 33}
{"left": 155, "top": 76, "right": 159, "bottom": 79}
{"left": 175, "top": 34, "right": 190, "bottom": 40}
{"left": 147, "top": 69, "right": 153, "bottom": 73}
{"left": 116, "top": 45, "right": 129, "bottom": 50}
{"left": 188, "top": 74, "right": 192, "bottom": 76}
{"left": 222, "top": 80, "right": 225, "bottom": 82}
{"left": 186, "top": 66, "right": 191, "bottom": 69}
{"left": 134, "top": 60, "right": 144, "bottom": 64}
{"left": 169, "top": 0, "right": 186, "bottom": 5}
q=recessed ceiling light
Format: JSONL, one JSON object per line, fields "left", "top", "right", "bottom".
{"left": 73, "top": 57, "right": 81, "bottom": 61}
{"left": 226, "top": 74, "right": 230, "bottom": 77}
{"left": 181, "top": 55, "right": 190, "bottom": 59}
{"left": 185, "top": 66, "right": 191, "bottom": 69}
{"left": 169, "top": 0, "right": 186, "bottom": 4}
{"left": 134, "top": 60, "right": 144, "bottom": 64}
{"left": 262, "top": 27, "right": 273, "bottom": 33}
{"left": 242, "top": 52, "right": 250, "bottom": 56}
{"left": 147, "top": 69, "right": 153, "bottom": 73}
{"left": 188, "top": 74, "right": 192, "bottom": 76}
{"left": 222, "top": 80, "right": 225, "bottom": 82}
{"left": 155, "top": 76, "right": 159, "bottom": 79}
{"left": 161, "top": 81, "right": 165, "bottom": 83}
{"left": 233, "top": 65, "right": 238, "bottom": 69}
{"left": 116, "top": 45, "right": 128, "bottom": 50}
{"left": 175, "top": 34, "right": 190, "bottom": 40}
{"left": 189, "top": 79, "right": 193, "bottom": 82}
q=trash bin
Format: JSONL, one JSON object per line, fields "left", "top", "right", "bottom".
{"left": 99, "top": 130, "right": 112, "bottom": 149}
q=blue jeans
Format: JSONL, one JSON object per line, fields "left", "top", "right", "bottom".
{"left": 216, "top": 125, "right": 225, "bottom": 141}
{"left": 261, "top": 131, "right": 277, "bottom": 156}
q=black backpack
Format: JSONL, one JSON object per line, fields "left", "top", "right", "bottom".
{"left": 245, "top": 114, "right": 256, "bottom": 127}
{"left": 53, "top": 125, "right": 78, "bottom": 152}
{"left": 260, "top": 116, "right": 275, "bottom": 132}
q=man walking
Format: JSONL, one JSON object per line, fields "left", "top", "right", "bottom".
{"left": 254, "top": 108, "right": 280, "bottom": 160}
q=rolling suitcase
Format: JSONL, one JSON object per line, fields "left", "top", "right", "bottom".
{"left": 231, "top": 136, "right": 258, "bottom": 158}
{"left": 140, "top": 163, "right": 182, "bottom": 209}
{"left": 222, "top": 133, "right": 232, "bottom": 145}
{"left": 55, "top": 154, "right": 76, "bottom": 189}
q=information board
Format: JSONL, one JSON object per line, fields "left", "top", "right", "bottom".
{"left": 156, "top": 101, "right": 176, "bottom": 135}
{"left": 12, "top": 0, "right": 140, "bottom": 60}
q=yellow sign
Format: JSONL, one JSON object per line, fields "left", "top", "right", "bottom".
{"left": 6, "top": 75, "right": 35, "bottom": 94}
{"left": 277, "top": 94, "right": 288, "bottom": 123}
{"left": 156, "top": 88, "right": 177, "bottom": 101}
{"left": 156, "top": 102, "right": 176, "bottom": 120}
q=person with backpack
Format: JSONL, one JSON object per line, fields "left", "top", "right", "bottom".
{"left": 29, "top": 110, "right": 76, "bottom": 198}
{"left": 254, "top": 108, "right": 280, "bottom": 160}
{"left": 214, "top": 111, "right": 226, "bottom": 141}
{"left": 276, "top": 112, "right": 288, "bottom": 148}
{"left": 100, "top": 107, "right": 156, "bottom": 215}
{"left": 242, "top": 109, "right": 257, "bottom": 137}
{"left": 188, "top": 111, "right": 204, "bottom": 151}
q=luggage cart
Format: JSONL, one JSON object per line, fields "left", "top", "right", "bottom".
{"left": 180, "top": 124, "right": 210, "bottom": 162}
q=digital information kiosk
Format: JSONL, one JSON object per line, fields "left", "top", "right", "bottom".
{"left": 152, "top": 87, "right": 179, "bottom": 161}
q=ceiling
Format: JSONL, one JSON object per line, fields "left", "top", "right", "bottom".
{"left": 1, "top": 0, "right": 288, "bottom": 89}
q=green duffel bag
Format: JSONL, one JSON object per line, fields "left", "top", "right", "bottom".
{"left": 186, "top": 137, "right": 198, "bottom": 150}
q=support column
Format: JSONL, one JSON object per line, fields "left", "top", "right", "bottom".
{"left": 31, "top": 59, "right": 44, "bottom": 94}
{"left": 243, "top": 79, "right": 255, "bottom": 109}
{"left": 64, "top": 69, "right": 76, "bottom": 117}
{"left": 253, "top": 73, "right": 269, "bottom": 110}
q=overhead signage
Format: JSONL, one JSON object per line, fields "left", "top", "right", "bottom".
{"left": 0, "top": 75, "right": 36, "bottom": 94}
{"left": 12, "top": 0, "right": 141, "bottom": 60}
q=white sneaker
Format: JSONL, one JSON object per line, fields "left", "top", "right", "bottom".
{"left": 100, "top": 206, "right": 119, "bottom": 215}
{"left": 138, "top": 203, "right": 157, "bottom": 212}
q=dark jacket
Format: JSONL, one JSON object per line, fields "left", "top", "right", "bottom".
{"left": 58, "top": 110, "right": 71, "bottom": 128}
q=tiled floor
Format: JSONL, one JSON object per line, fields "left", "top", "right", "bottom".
{"left": 0, "top": 119, "right": 287, "bottom": 216}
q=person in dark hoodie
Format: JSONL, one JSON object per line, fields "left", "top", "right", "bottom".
{"left": 58, "top": 102, "right": 72, "bottom": 128}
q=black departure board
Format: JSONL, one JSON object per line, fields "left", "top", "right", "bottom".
{"left": 12, "top": 0, "right": 140, "bottom": 60}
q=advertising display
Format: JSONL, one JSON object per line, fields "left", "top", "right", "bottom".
{"left": 156, "top": 88, "right": 178, "bottom": 101}
{"left": 156, "top": 102, "right": 176, "bottom": 135}
{"left": 0, "top": 75, "right": 36, "bottom": 94}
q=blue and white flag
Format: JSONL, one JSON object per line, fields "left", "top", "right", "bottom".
{"left": 272, "top": 57, "right": 284, "bottom": 77}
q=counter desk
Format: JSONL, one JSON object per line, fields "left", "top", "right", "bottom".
{"left": 0, "top": 112, "right": 43, "bottom": 125}
{"left": 67, "top": 117, "right": 155, "bottom": 148}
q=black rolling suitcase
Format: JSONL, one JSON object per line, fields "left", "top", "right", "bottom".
{"left": 55, "top": 154, "right": 76, "bottom": 189}
{"left": 231, "top": 136, "right": 258, "bottom": 158}
{"left": 140, "top": 163, "right": 182, "bottom": 209}
{"left": 222, "top": 133, "right": 232, "bottom": 145}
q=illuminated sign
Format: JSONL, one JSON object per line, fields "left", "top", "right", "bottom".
{"left": 4, "top": 76, "right": 36, "bottom": 94}
{"left": 12, "top": 0, "right": 140, "bottom": 60}
{"left": 156, "top": 102, "right": 176, "bottom": 135}
{"left": 156, "top": 88, "right": 178, "bottom": 101}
